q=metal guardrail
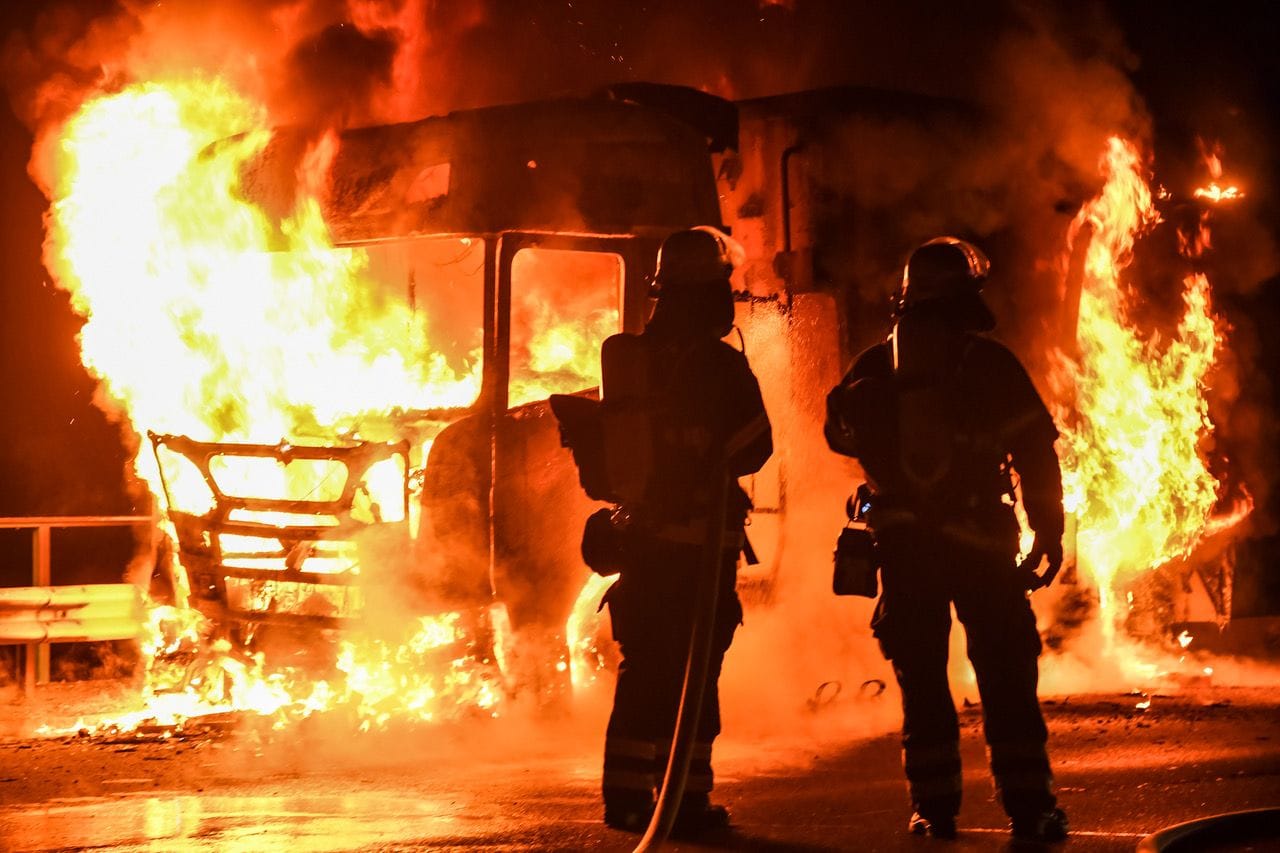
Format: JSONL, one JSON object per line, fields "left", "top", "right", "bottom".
{"left": 0, "top": 516, "right": 154, "bottom": 693}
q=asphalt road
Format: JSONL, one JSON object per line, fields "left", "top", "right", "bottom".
{"left": 0, "top": 684, "right": 1278, "bottom": 852}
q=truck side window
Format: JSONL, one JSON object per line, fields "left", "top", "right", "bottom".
{"left": 360, "top": 236, "right": 487, "bottom": 409}
{"left": 508, "top": 249, "right": 623, "bottom": 407}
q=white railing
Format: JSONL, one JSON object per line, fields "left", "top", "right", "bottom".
{"left": 0, "top": 516, "right": 154, "bottom": 693}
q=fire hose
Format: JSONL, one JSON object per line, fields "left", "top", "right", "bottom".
{"left": 633, "top": 465, "right": 732, "bottom": 852}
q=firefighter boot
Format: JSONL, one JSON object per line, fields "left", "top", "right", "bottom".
{"left": 908, "top": 811, "right": 958, "bottom": 839}
{"left": 1010, "top": 807, "right": 1069, "bottom": 842}
{"left": 672, "top": 796, "right": 731, "bottom": 839}
{"left": 604, "top": 802, "right": 653, "bottom": 833}
{"left": 603, "top": 793, "right": 654, "bottom": 833}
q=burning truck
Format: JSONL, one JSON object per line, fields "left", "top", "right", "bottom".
{"left": 160, "top": 84, "right": 751, "bottom": 698}
{"left": 46, "top": 80, "right": 765, "bottom": 719}
{"left": 38, "top": 73, "right": 1259, "bottom": 728}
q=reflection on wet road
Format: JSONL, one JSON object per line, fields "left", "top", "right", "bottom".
{"left": 3, "top": 688, "right": 1279, "bottom": 851}
{"left": 0, "top": 793, "right": 513, "bottom": 852}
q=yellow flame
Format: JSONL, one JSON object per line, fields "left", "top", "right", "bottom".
{"left": 1192, "top": 142, "right": 1243, "bottom": 203}
{"left": 566, "top": 573, "right": 618, "bottom": 690}
{"left": 335, "top": 613, "right": 502, "bottom": 730}
{"left": 57, "top": 605, "right": 504, "bottom": 736}
{"left": 1054, "top": 137, "right": 1223, "bottom": 629}
{"left": 1193, "top": 183, "right": 1242, "bottom": 203}
{"left": 508, "top": 248, "right": 622, "bottom": 406}
{"left": 42, "top": 76, "right": 623, "bottom": 733}
{"left": 46, "top": 77, "right": 482, "bottom": 500}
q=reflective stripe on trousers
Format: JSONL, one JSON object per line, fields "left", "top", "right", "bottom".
{"left": 604, "top": 738, "right": 715, "bottom": 799}
{"left": 902, "top": 739, "right": 963, "bottom": 813}
{"left": 874, "top": 524, "right": 1056, "bottom": 819}
{"left": 601, "top": 545, "right": 739, "bottom": 809}
{"left": 988, "top": 740, "right": 1054, "bottom": 812}
{"left": 654, "top": 739, "right": 715, "bottom": 795}
{"left": 603, "top": 736, "right": 657, "bottom": 796}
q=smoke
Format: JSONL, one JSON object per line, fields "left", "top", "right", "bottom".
{"left": 283, "top": 23, "right": 398, "bottom": 128}
{"left": 716, "top": 298, "right": 903, "bottom": 747}
{"left": 4, "top": 0, "right": 1278, "bottom": 765}
{"left": 2, "top": 1, "right": 476, "bottom": 199}
{"left": 714, "top": 0, "right": 1279, "bottom": 744}
{"left": 713, "top": 2, "right": 1147, "bottom": 744}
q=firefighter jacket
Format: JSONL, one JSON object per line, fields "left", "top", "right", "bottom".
{"left": 826, "top": 325, "right": 1062, "bottom": 552}
{"left": 606, "top": 328, "right": 772, "bottom": 531}
{"left": 599, "top": 328, "right": 769, "bottom": 808}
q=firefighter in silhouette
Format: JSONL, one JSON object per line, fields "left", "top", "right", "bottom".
{"left": 560, "top": 227, "right": 771, "bottom": 835}
{"left": 825, "top": 237, "right": 1069, "bottom": 842}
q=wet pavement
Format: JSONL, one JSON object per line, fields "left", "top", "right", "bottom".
{"left": 1, "top": 684, "right": 1278, "bottom": 851}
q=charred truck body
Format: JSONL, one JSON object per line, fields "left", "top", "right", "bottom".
{"left": 154, "top": 85, "right": 1026, "bottom": 679}
{"left": 161, "top": 87, "right": 741, "bottom": 687}
{"left": 156, "top": 83, "right": 1245, "bottom": 685}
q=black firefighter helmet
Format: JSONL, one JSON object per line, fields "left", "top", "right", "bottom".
{"left": 648, "top": 226, "right": 739, "bottom": 339}
{"left": 894, "top": 236, "right": 995, "bottom": 332}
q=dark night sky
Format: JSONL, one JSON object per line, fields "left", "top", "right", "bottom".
{"left": 1, "top": 3, "right": 136, "bottom": 518}
{"left": 0, "top": 0, "right": 1277, "bottom": 522}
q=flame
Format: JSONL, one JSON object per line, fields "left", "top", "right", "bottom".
{"left": 48, "top": 78, "right": 483, "bottom": 470}
{"left": 333, "top": 612, "right": 503, "bottom": 730}
{"left": 1053, "top": 137, "right": 1240, "bottom": 646}
{"left": 566, "top": 573, "right": 618, "bottom": 690}
{"left": 43, "top": 76, "right": 620, "bottom": 733}
{"left": 1193, "top": 183, "right": 1242, "bottom": 203}
{"left": 51, "top": 605, "right": 505, "bottom": 736}
{"left": 1193, "top": 143, "right": 1244, "bottom": 204}
{"left": 509, "top": 248, "right": 622, "bottom": 407}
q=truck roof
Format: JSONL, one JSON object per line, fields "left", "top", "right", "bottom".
{"left": 240, "top": 95, "right": 725, "bottom": 244}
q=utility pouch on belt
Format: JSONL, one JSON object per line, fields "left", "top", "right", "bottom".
{"left": 833, "top": 524, "right": 878, "bottom": 597}
{"left": 833, "top": 485, "right": 878, "bottom": 597}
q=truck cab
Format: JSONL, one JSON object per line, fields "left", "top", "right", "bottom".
{"left": 161, "top": 88, "right": 738, "bottom": 691}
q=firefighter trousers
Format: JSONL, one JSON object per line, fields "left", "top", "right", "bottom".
{"left": 871, "top": 525, "right": 1056, "bottom": 821}
{"left": 602, "top": 541, "right": 741, "bottom": 812}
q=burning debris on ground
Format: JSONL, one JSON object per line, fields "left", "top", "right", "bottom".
{"left": 1, "top": 1, "right": 1279, "bottom": 850}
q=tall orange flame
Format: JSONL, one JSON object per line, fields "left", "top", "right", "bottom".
{"left": 41, "top": 76, "right": 615, "bottom": 732}
{"left": 1054, "top": 137, "right": 1227, "bottom": 646}
{"left": 47, "top": 78, "right": 482, "bottom": 488}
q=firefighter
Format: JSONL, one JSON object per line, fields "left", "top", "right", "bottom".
{"left": 596, "top": 227, "right": 772, "bottom": 835}
{"left": 825, "top": 237, "right": 1069, "bottom": 842}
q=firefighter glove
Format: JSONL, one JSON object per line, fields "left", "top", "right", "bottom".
{"left": 1019, "top": 533, "right": 1064, "bottom": 591}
